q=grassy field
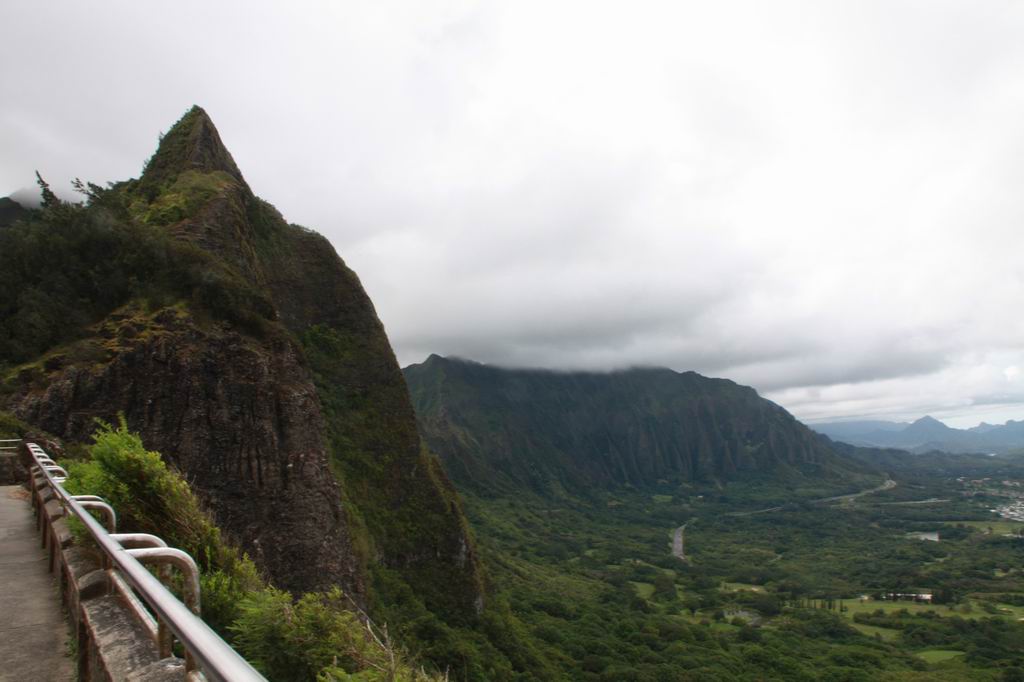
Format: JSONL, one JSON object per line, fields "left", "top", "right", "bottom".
{"left": 840, "top": 597, "right": 1024, "bottom": 623}
{"left": 722, "top": 581, "right": 764, "bottom": 592}
{"left": 842, "top": 599, "right": 968, "bottom": 619}
{"left": 914, "top": 650, "right": 965, "bottom": 663}
{"left": 850, "top": 622, "right": 899, "bottom": 641}
{"left": 630, "top": 581, "right": 655, "bottom": 599}
{"left": 989, "top": 602, "right": 1024, "bottom": 620}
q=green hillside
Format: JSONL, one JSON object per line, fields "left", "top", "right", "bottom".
{"left": 405, "top": 354, "right": 873, "bottom": 497}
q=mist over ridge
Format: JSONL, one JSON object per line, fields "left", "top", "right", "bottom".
{"left": 4, "top": 2, "right": 1024, "bottom": 429}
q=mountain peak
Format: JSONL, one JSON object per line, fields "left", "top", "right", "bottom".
{"left": 139, "top": 105, "right": 245, "bottom": 191}
{"left": 904, "top": 415, "right": 952, "bottom": 437}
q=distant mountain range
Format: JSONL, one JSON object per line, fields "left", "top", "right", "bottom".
{"left": 404, "top": 355, "right": 871, "bottom": 496}
{"left": 811, "top": 415, "right": 1024, "bottom": 454}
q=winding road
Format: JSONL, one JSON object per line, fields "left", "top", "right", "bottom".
{"left": 726, "top": 475, "right": 897, "bottom": 517}
{"left": 672, "top": 524, "right": 686, "bottom": 560}
{"left": 817, "top": 476, "right": 897, "bottom": 504}
{"left": 667, "top": 477, "right": 897, "bottom": 561}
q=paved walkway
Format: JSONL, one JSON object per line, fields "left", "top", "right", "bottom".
{"left": 0, "top": 484, "right": 74, "bottom": 681}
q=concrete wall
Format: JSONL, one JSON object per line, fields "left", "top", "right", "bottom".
{"left": 25, "top": 444, "right": 187, "bottom": 682}
{"left": 1, "top": 450, "right": 27, "bottom": 484}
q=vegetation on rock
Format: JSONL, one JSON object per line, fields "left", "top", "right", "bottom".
{"left": 404, "top": 355, "right": 872, "bottom": 497}
{"left": 0, "top": 106, "right": 487, "bottom": 674}
{"left": 61, "top": 420, "right": 441, "bottom": 681}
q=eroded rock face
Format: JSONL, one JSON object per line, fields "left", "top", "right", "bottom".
{"left": 405, "top": 355, "right": 869, "bottom": 496}
{"left": 16, "top": 308, "right": 362, "bottom": 596}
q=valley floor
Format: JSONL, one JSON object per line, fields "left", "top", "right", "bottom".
{"left": 458, "top": 456, "right": 1024, "bottom": 681}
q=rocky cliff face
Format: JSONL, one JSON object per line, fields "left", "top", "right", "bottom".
{"left": 16, "top": 306, "right": 363, "bottom": 594}
{"left": 3, "top": 107, "right": 483, "bottom": 614}
{"left": 405, "top": 355, "right": 867, "bottom": 496}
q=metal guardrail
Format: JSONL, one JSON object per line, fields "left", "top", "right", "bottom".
{"left": 26, "top": 441, "right": 267, "bottom": 682}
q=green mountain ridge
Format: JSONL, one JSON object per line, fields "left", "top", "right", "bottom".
{"left": 0, "top": 107, "right": 483, "bottom": 620}
{"left": 404, "top": 354, "right": 872, "bottom": 498}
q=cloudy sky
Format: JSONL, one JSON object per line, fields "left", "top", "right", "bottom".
{"left": 3, "top": 1, "right": 1024, "bottom": 427}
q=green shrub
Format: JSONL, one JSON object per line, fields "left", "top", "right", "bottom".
{"left": 229, "top": 587, "right": 441, "bottom": 681}
{"left": 200, "top": 562, "right": 265, "bottom": 635}
{"left": 233, "top": 588, "right": 372, "bottom": 681}
{"left": 0, "top": 411, "right": 32, "bottom": 439}
{"left": 63, "top": 418, "right": 229, "bottom": 567}
{"left": 61, "top": 419, "right": 441, "bottom": 681}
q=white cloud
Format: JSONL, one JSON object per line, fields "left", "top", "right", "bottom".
{"left": 3, "top": 1, "right": 1024, "bottom": 427}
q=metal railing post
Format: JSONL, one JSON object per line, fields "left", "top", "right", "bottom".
{"left": 112, "top": 534, "right": 174, "bottom": 658}
{"left": 128, "top": 547, "right": 203, "bottom": 673}
{"left": 24, "top": 441, "right": 267, "bottom": 682}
